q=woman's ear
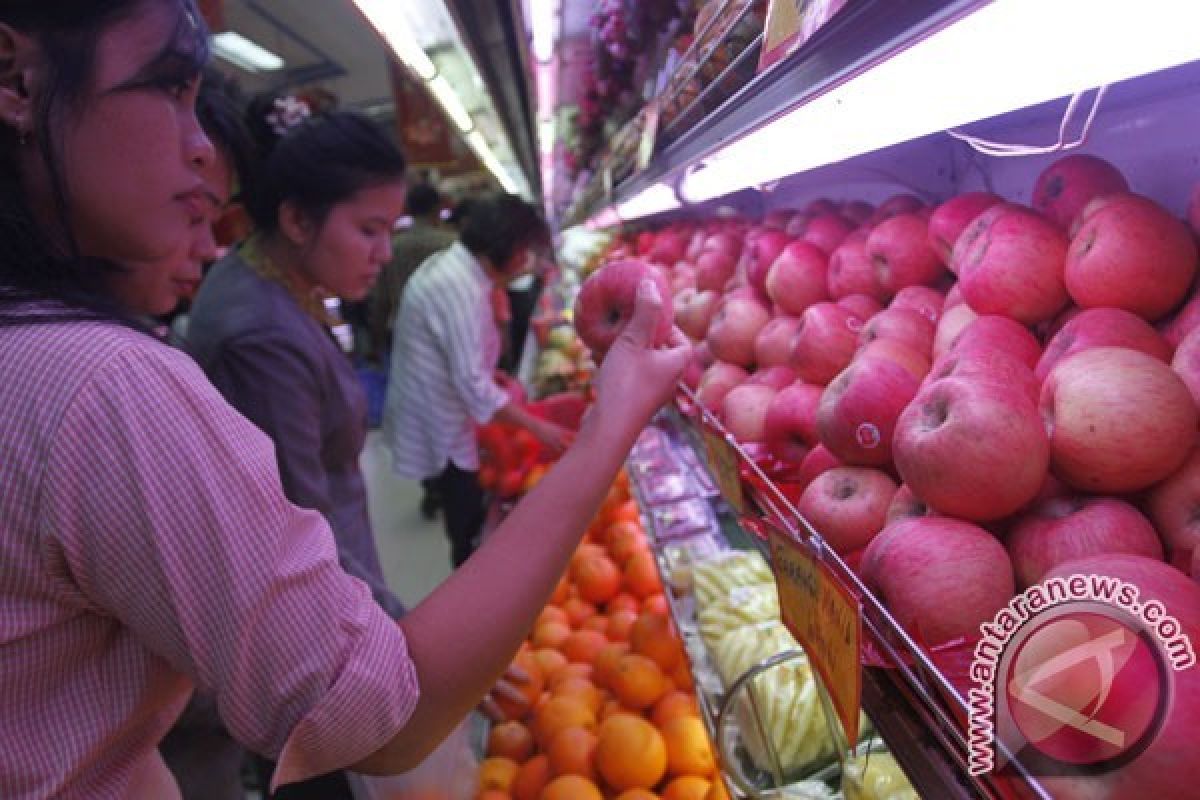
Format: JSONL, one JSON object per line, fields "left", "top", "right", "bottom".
{"left": 277, "top": 199, "right": 315, "bottom": 248}
{"left": 0, "top": 24, "right": 37, "bottom": 139}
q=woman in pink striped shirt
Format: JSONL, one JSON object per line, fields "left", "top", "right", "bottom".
{"left": 0, "top": 2, "right": 689, "bottom": 798}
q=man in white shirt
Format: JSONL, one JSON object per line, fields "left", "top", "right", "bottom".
{"left": 384, "top": 194, "right": 574, "bottom": 566}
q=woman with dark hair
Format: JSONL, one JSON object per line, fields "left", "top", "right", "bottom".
{"left": 0, "top": 2, "right": 688, "bottom": 797}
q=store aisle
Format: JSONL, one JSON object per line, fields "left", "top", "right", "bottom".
{"left": 360, "top": 431, "right": 453, "bottom": 608}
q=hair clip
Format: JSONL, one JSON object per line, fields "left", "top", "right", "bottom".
{"left": 265, "top": 95, "right": 312, "bottom": 138}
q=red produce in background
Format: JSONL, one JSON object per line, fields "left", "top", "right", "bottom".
{"left": 798, "top": 467, "right": 898, "bottom": 555}
{"left": 928, "top": 192, "right": 1004, "bottom": 265}
{"left": 817, "top": 354, "right": 921, "bottom": 466}
{"left": 1031, "top": 153, "right": 1130, "bottom": 230}
{"left": 789, "top": 302, "right": 862, "bottom": 384}
{"left": 1036, "top": 306, "right": 1172, "bottom": 382}
{"left": 766, "top": 240, "right": 830, "bottom": 315}
{"left": 868, "top": 213, "right": 946, "bottom": 294}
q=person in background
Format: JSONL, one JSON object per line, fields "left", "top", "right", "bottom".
{"left": 0, "top": 2, "right": 687, "bottom": 796}
{"left": 368, "top": 181, "right": 455, "bottom": 363}
{"left": 385, "top": 193, "right": 576, "bottom": 567}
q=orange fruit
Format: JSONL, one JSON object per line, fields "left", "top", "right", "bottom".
{"left": 661, "top": 776, "right": 712, "bottom": 800}
{"left": 572, "top": 554, "right": 623, "bottom": 605}
{"left": 662, "top": 716, "right": 716, "bottom": 778}
{"left": 592, "top": 641, "right": 631, "bottom": 689}
{"left": 537, "top": 606, "right": 569, "bottom": 628}
{"left": 479, "top": 756, "right": 520, "bottom": 792}
{"left": 643, "top": 593, "right": 670, "bottom": 616}
{"left": 532, "top": 621, "right": 571, "bottom": 650}
{"left": 671, "top": 660, "right": 695, "bottom": 691}
{"left": 562, "top": 629, "right": 609, "bottom": 665}
{"left": 552, "top": 676, "right": 603, "bottom": 715}
{"left": 477, "top": 791, "right": 511, "bottom": 800}
{"left": 550, "top": 576, "right": 570, "bottom": 606}
{"left": 609, "top": 527, "right": 650, "bottom": 566}
{"left": 623, "top": 551, "right": 662, "bottom": 599}
{"left": 652, "top": 691, "right": 700, "bottom": 728}
{"left": 595, "top": 714, "right": 668, "bottom": 791}
{"left": 548, "top": 662, "right": 593, "bottom": 688}
{"left": 603, "top": 519, "right": 643, "bottom": 549}
{"left": 572, "top": 543, "right": 607, "bottom": 568}
{"left": 533, "top": 695, "right": 596, "bottom": 749}
{"left": 609, "top": 653, "right": 668, "bottom": 710}
{"left": 533, "top": 648, "right": 569, "bottom": 683}
{"left": 704, "top": 777, "right": 732, "bottom": 800}
{"left": 599, "top": 697, "right": 625, "bottom": 721}
{"left": 606, "top": 592, "right": 640, "bottom": 615}
{"left": 606, "top": 609, "right": 638, "bottom": 642}
{"left": 631, "top": 613, "right": 684, "bottom": 672}
{"left": 546, "top": 725, "right": 598, "bottom": 780}
{"left": 540, "top": 774, "right": 603, "bottom": 800}
{"left": 562, "top": 597, "right": 598, "bottom": 628}
{"left": 512, "top": 754, "right": 551, "bottom": 800}
{"left": 488, "top": 720, "right": 535, "bottom": 762}
{"left": 495, "top": 651, "right": 545, "bottom": 722}
{"left": 615, "top": 791, "right": 660, "bottom": 800}
{"left": 581, "top": 615, "right": 609, "bottom": 636}
{"left": 607, "top": 500, "right": 641, "bottom": 526}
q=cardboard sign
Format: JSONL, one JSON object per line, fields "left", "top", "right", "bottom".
{"left": 770, "top": 526, "right": 863, "bottom": 744}
{"left": 700, "top": 427, "right": 747, "bottom": 514}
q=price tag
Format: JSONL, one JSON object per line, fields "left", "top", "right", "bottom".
{"left": 769, "top": 526, "right": 862, "bottom": 744}
{"left": 759, "top": 0, "right": 851, "bottom": 73}
{"left": 700, "top": 427, "right": 747, "bottom": 514}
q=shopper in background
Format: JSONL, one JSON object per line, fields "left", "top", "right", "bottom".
{"left": 384, "top": 193, "right": 578, "bottom": 567}
{"left": 368, "top": 181, "right": 455, "bottom": 363}
{"left": 0, "top": 2, "right": 688, "bottom": 797}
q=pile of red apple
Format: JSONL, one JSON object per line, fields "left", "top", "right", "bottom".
{"left": 578, "top": 154, "right": 1200, "bottom": 797}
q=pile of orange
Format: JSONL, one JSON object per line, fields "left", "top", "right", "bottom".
{"left": 478, "top": 472, "right": 730, "bottom": 800}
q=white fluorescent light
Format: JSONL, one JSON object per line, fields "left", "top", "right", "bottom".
{"left": 353, "top": 0, "right": 437, "bottom": 81}
{"left": 530, "top": 0, "right": 559, "bottom": 63}
{"left": 429, "top": 74, "right": 475, "bottom": 132}
{"left": 681, "top": 0, "right": 1200, "bottom": 204}
{"left": 467, "top": 130, "right": 519, "bottom": 194}
{"left": 616, "top": 183, "right": 681, "bottom": 220}
{"left": 211, "top": 32, "right": 284, "bottom": 73}
{"left": 586, "top": 207, "right": 622, "bottom": 229}
{"left": 539, "top": 118, "right": 556, "bottom": 156}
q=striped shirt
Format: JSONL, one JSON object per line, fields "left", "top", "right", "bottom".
{"left": 384, "top": 241, "right": 508, "bottom": 479}
{"left": 0, "top": 321, "right": 419, "bottom": 798}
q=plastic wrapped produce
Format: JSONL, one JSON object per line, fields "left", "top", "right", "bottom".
{"left": 699, "top": 586, "right": 782, "bottom": 653}
{"left": 712, "top": 621, "right": 797, "bottom": 688}
{"left": 692, "top": 550, "right": 773, "bottom": 609}
{"left": 842, "top": 752, "right": 919, "bottom": 800}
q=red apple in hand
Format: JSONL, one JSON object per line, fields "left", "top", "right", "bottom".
{"left": 858, "top": 307, "right": 935, "bottom": 357}
{"left": 1031, "top": 153, "right": 1129, "bottom": 230}
{"left": 798, "top": 467, "right": 898, "bottom": 554}
{"left": 695, "top": 362, "right": 748, "bottom": 410}
{"left": 894, "top": 378, "right": 1049, "bottom": 520}
{"left": 861, "top": 516, "right": 1015, "bottom": 645}
{"left": 1036, "top": 307, "right": 1172, "bottom": 382}
{"left": 928, "top": 192, "right": 1004, "bottom": 265}
{"left": 763, "top": 381, "right": 824, "bottom": 462}
{"left": 766, "top": 240, "right": 830, "bottom": 315}
{"left": 817, "top": 354, "right": 921, "bottom": 466}
{"left": 754, "top": 315, "right": 802, "bottom": 368}
{"left": 1147, "top": 445, "right": 1200, "bottom": 570}
{"left": 1006, "top": 495, "right": 1163, "bottom": 589}
{"left": 868, "top": 213, "right": 945, "bottom": 293}
{"left": 828, "top": 238, "right": 887, "bottom": 301}
{"left": 789, "top": 302, "right": 862, "bottom": 384}
{"left": 574, "top": 260, "right": 673, "bottom": 354}
{"left": 1041, "top": 347, "right": 1197, "bottom": 493}
{"left": 706, "top": 294, "right": 770, "bottom": 367}
{"left": 953, "top": 203, "right": 1070, "bottom": 325}
{"left": 1066, "top": 193, "right": 1198, "bottom": 320}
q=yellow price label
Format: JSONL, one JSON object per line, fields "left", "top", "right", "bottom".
{"left": 701, "top": 427, "right": 746, "bottom": 513}
{"left": 770, "top": 528, "right": 862, "bottom": 745}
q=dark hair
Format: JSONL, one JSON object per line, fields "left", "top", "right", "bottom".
{"left": 447, "top": 198, "right": 476, "bottom": 230}
{"left": 406, "top": 183, "right": 441, "bottom": 218}
{"left": 0, "top": 0, "right": 209, "bottom": 324}
{"left": 460, "top": 193, "right": 550, "bottom": 269}
{"left": 195, "top": 67, "right": 252, "bottom": 195}
{"left": 244, "top": 105, "right": 407, "bottom": 233}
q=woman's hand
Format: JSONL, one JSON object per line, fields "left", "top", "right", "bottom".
{"left": 479, "top": 663, "right": 532, "bottom": 722}
{"left": 531, "top": 418, "right": 576, "bottom": 455}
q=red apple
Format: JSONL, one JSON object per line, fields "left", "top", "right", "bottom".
{"left": 722, "top": 383, "right": 778, "bottom": 443}
{"left": 894, "top": 378, "right": 1048, "bottom": 520}
{"left": 747, "top": 365, "right": 798, "bottom": 391}
{"left": 869, "top": 193, "right": 925, "bottom": 225}
{"left": 746, "top": 229, "right": 792, "bottom": 295}
{"left": 885, "top": 484, "right": 937, "bottom": 524}
{"left": 802, "top": 213, "right": 856, "bottom": 255}
{"left": 706, "top": 294, "right": 770, "bottom": 367}
{"left": 868, "top": 213, "right": 946, "bottom": 293}
{"left": 763, "top": 381, "right": 825, "bottom": 461}
{"left": 861, "top": 516, "right": 1015, "bottom": 644}
{"left": 754, "top": 315, "right": 802, "bottom": 368}
{"left": 857, "top": 339, "right": 931, "bottom": 382}
{"left": 1041, "top": 347, "right": 1197, "bottom": 492}
{"left": 1031, "top": 153, "right": 1130, "bottom": 230}
{"left": 1006, "top": 495, "right": 1164, "bottom": 589}
{"left": 837, "top": 293, "right": 885, "bottom": 320}
{"left": 765, "top": 240, "right": 830, "bottom": 315}
{"left": 932, "top": 303, "right": 978, "bottom": 361}
{"left": 684, "top": 229, "right": 707, "bottom": 262}
{"left": 798, "top": 467, "right": 898, "bottom": 554}
{"left": 796, "top": 444, "right": 842, "bottom": 487}
{"left": 828, "top": 238, "right": 887, "bottom": 301}
{"left": 945, "top": 314, "right": 1043, "bottom": 369}
{"left": 953, "top": 203, "right": 1070, "bottom": 325}
{"left": 1066, "top": 193, "right": 1198, "bottom": 320}
{"left": 703, "top": 232, "right": 742, "bottom": 261}
{"left": 789, "top": 302, "right": 863, "bottom": 384}
{"left": 1160, "top": 283, "right": 1200, "bottom": 348}
{"left": 574, "top": 260, "right": 673, "bottom": 355}
{"left": 695, "top": 362, "right": 749, "bottom": 411}
{"left": 648, "top": 230, "right": 688, "bottom": 266}
{"left": 1172, "top": 326, "right": 1200, "bottom": 409}
{"left": 694, "top": 249, "right": 738, "bottom": 292}
{"left": 943, "top": 283, "right": 965, "bottom": 309}
{"left": 925, "top": 348, "right": 1040, "bottom": 406}
{"left": 928, "top": 192, "right": 1004, "bottom": 265}
{"left": 1037, "top": 307, "right": 1172, "bottom": 382}
{"left": 817, "top": 354, "right": 921, "bottom": 466}
{"left": 674, "top": 288, "right": 721, "bottom": 341}
{"left": 889, "top": 286, "right": 944, "bottom": 324}
{"left": 1146, "top": 444, "right": 1200, "bottom": 570}
{"left": 670, "top": 262, "right": 697, "bottom": 294}
{"left": 858, "top": 307, "right": 935, "bottom": 357}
